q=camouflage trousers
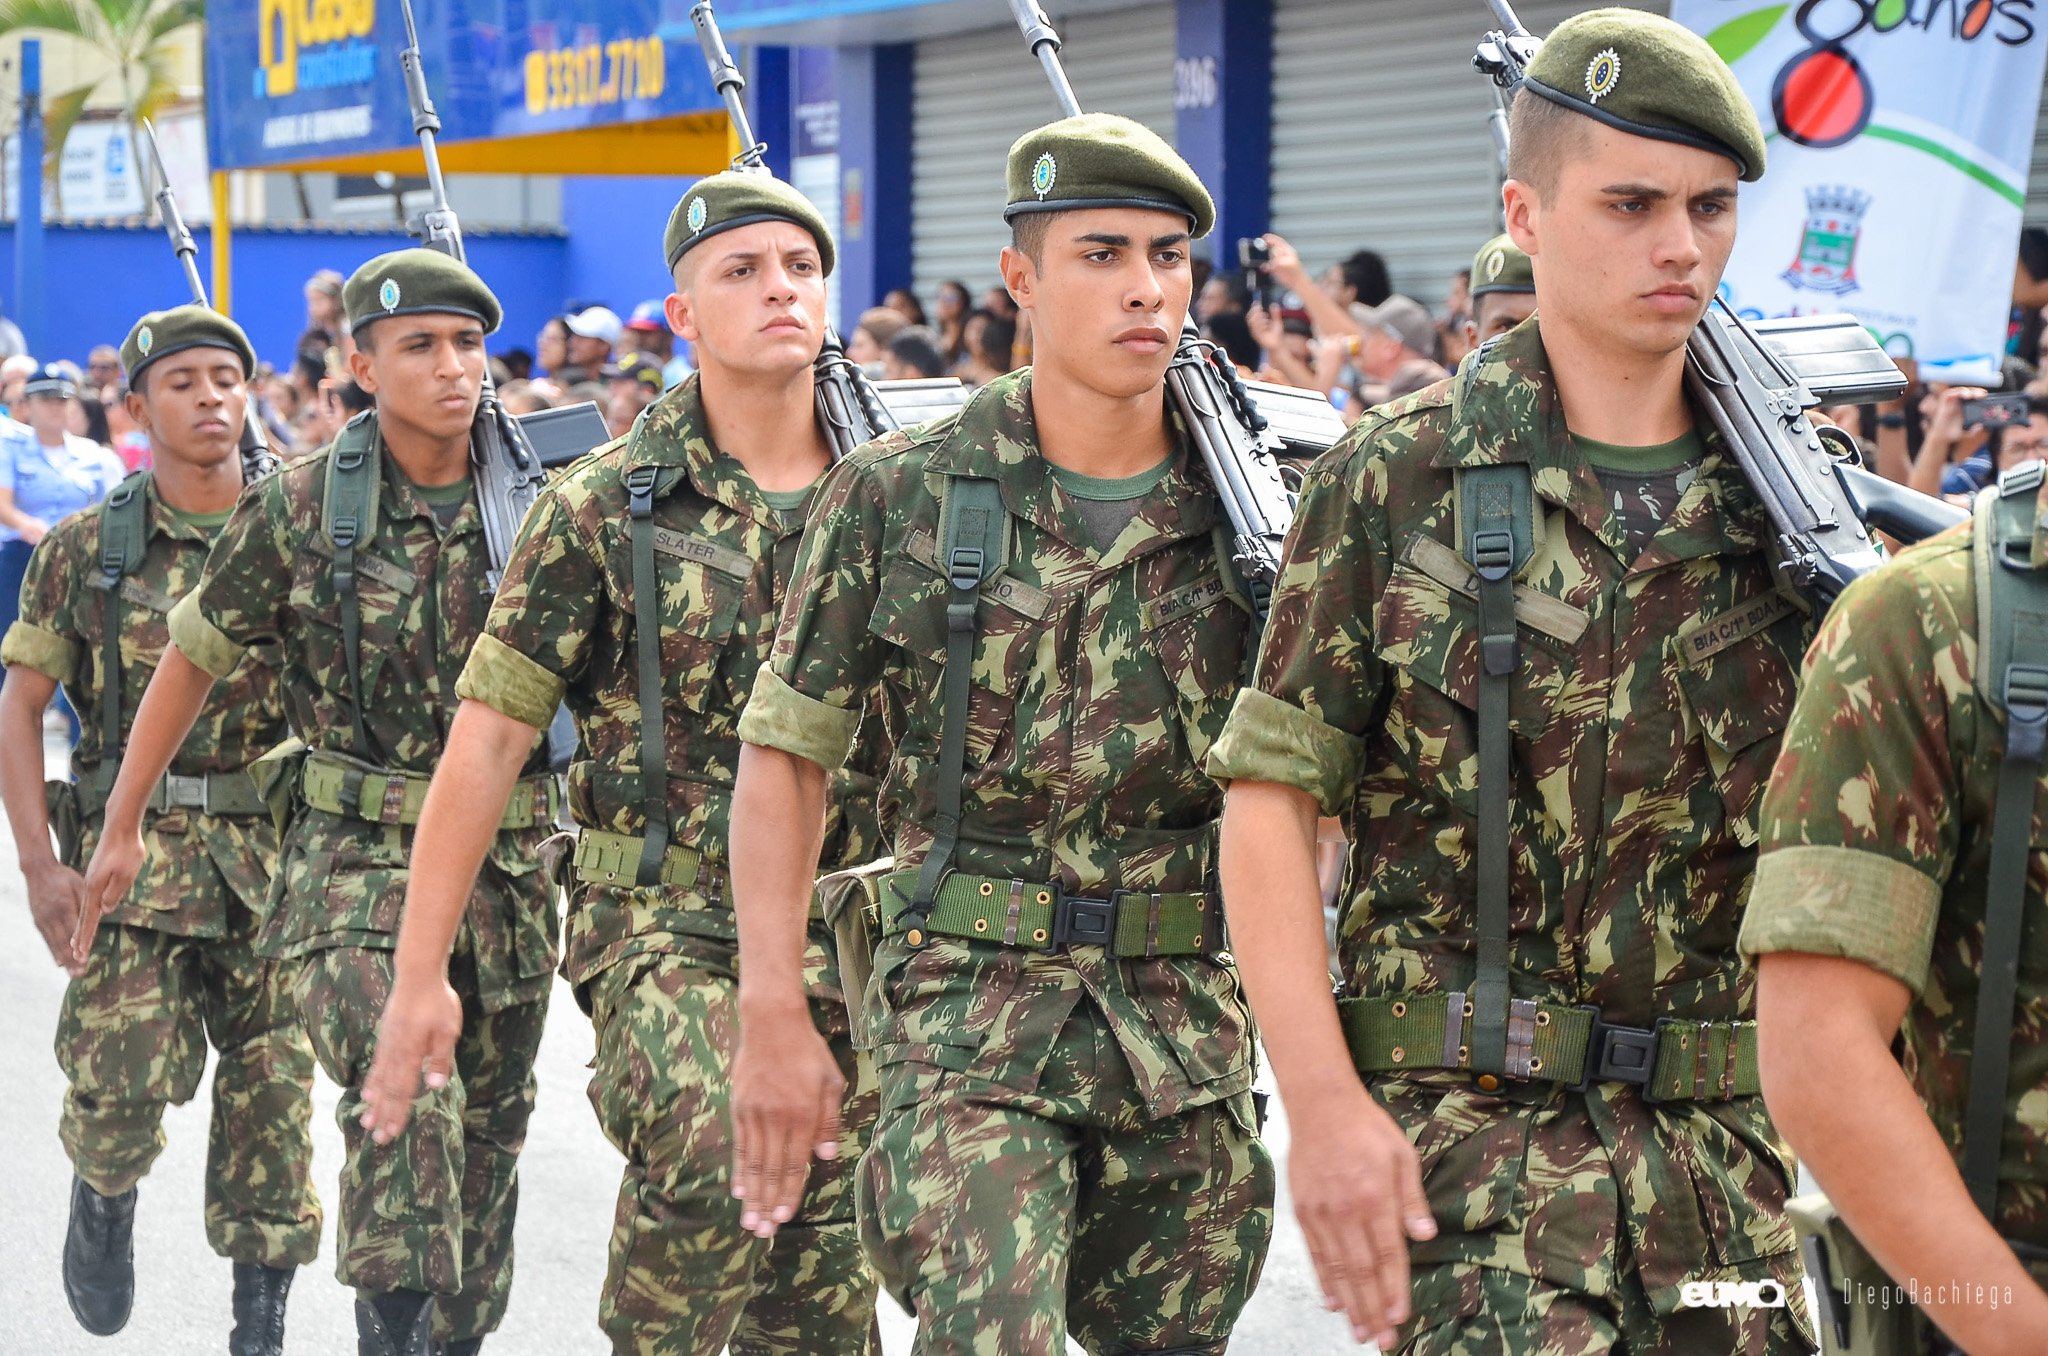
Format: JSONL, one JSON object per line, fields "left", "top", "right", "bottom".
{"left": 859, "top": 998, "right": 1274, "bottom": 1356}
{"left": 56, "top": 916, "right": 321, "bottom": 1268}
{"left": 585, "top": 943, "right": 881, "bottom": 1356}
{"left": 293, "top": 943, "right": 547, "bottom": 1342}
{"left": 1397, "top": 1259, "right": 1810, "bottom": 1353}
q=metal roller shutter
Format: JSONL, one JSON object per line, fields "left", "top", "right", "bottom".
{"left": 911, "top": 4, "right": 1176, "bottom": 303}
{"left": 1269, "top": 0, "right": 1649, "bottom": 310}
{"left": 2030, "top": 75, "right": 2048, "bottom": 228}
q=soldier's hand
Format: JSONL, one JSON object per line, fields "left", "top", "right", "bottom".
{"left": 76, "top": 823, "right": 147, "bottom": 965}
{"left": 23, "top": 858, "right": 89, "bottom": 976}
{"left": 1288, "top": 1084, "right": 1435, "bottom": 1348}
{"left": 730, "top": 999, "right": 844, "bottom": 1240}
{"left": 359, "top": 971, "right": 464, "bottom": 1145}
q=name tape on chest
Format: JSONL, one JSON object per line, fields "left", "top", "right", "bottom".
{"left": 903, "top": 528, "right": 1053, "bottom": 621}
{"left": 1142, "top": 575, "right": 1232, "bottom": 631}
{"left": 651, "top": 526, "right": 754, "bottom": 581}
{"left": 117, "top": 579, "right": 180, "bottom": 614}
{"left": 306, "top": 535, "right": 418, "bottom": 594}
{"left": 1400, "top": 534, "right": 1589, "bottom": 645}
{"left": 1678, "top": 589, "right": 1798, "bottom": 669}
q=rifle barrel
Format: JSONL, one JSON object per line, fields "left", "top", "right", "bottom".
{"left": 1007, "top": 0, "right": 1084, "bottom": 118}
{"left": 1486, "top": 0, "right": 1531, "bottom": 37}
{"left": 692, "top": 2, "right": 765, "bottom": 167}
{"left": 140, "top": 119, "right": 208, "bottom": 307}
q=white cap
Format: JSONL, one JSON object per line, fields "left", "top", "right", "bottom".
{"left": 564, "top": 305, "right": 623, "bottom": 347}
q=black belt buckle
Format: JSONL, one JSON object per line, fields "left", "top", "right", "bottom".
{"left": 1573, "top": 1006, "right": 1662, "bottom": 1102}
{"left": 1052, "top": 890, "right": 1118, "bottom": 954}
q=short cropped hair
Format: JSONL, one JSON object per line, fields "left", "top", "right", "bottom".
{"left": 1506, "top": 92, "right": 1594, "bottom": 203}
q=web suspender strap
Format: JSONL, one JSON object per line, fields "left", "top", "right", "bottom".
{"left": 901, "top": 476, "right": 1005, "bottom": 944}
{"left": 88, "top": 473, "right": 151, "bottom": 799}
{"left": 625, "top": 464, "right": 671, "bottom": 889}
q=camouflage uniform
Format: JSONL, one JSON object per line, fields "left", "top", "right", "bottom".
{"left": 0, "top": 474, "right": 321, "bottom": 1269}
{"left": 740, "top": 369, "right": 1275, "bottom": 1355}
{"left": 167, "top": 422, "right": 558, "bottom": 1342}
{"left": 455, "top": 375, "right": 882, "bottom": 1355}
{"left": 1206, "top": 320, "right": 1815, "bottom": 1353}
{"left": 1742, "top": 495, "right": 2048, "bottom": 1295}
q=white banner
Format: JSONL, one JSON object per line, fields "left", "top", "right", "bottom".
{"left": 1669, "top": 0, "right": 2048, "bottom": 383}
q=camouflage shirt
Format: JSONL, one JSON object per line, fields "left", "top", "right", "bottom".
{"left": 167, "top": 420, "right": 556, "bottom": 1010}
{"left": 1743, "top": 504, "right": 2048, "bottom": 1249}
{"left": 455, "top": 375, "right": 883, "bottom": 986}
{"left": 1, "top": 473, "right": 283, "bottom": 937}
{"left": 1206, "top": 319, "right": 1811, "bottom": 1310}
{"left": 739, "top": 368, "right": 1258, "bottom": 1120}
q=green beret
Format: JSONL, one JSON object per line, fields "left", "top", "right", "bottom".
{"left": 121, "top": 305, "right": 255, "bottom": 385}
{"left": 1004, "top": 112, "right": 1215, "bottom": 239}
{"left": 665, "top": 170, "right": 837, "bottom": 277}
{"left": 1522, "top": 7, "right": 1765, "bottom": 182}
{"left": 1468, "top": 234, "right": 1534, "bottom": 298}
{"left": 344, "top": 248, "right": 503, "bottom": 339}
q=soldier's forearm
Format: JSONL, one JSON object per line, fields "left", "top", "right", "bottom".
{"left": 0, "top": 665, "right": 60, "bottom": 871}
{"left": 102, "top": 644, "right": 214, "bottom": 836}
{"left": 396, "top": 699, "right": 540, "bottom": 983}
{"left": 1220, "top": 780, "right": 1360, "bottom": 1112}
{"left": 731, "top": 741, "right": 830, "bottom": 1014}
{"left": 1759, "top": 953, "right": 2048, "bottom": 1351}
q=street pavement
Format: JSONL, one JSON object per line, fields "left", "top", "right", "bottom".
{"left": 2, "top": 726, "right": 1349, "bottom": 1354}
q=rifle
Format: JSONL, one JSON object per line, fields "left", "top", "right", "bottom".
{"left": 1007, "top": 0, "right": 1299, "bottom": 622}
{"left": 139, "top": 119, "right": 278, "bottom": 484}
{"left": 1473, "top": 0, "right": 1966, "bottom": 610}
{"left": 397, "top": 0, "right": 541, "bottom": 590}
{"left": 691, "top": 0, "right": 931, "bottom": 460}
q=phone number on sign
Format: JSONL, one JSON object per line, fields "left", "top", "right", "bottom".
{"left": 524, "top": 36, "right": 665, "bottom": 114}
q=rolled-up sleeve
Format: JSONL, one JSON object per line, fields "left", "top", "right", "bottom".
{"left": 739, "top": 663, "right": 862, "bottom": 770}
{"left": 1206, "top": 687, "right": 1365, "bottom": 817}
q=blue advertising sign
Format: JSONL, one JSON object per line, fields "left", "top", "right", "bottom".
{"left": 205, "top": 0, "right": 727, "bottom": 171}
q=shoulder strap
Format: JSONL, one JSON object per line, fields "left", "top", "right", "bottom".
{"left": 624, "top": 462, "right": 675, "bottom": 887}
{"left": 1455, "top": 462, "right": 1537, "bottom": 1078}
{"left": 87, "top": 471, "right": 152, "bottom": 795}
{"left": 1963, "top": 463, "right": 2048, "bottom": 1218}
{"left": 322, "top": 413, "right": 382, "bottom": 761}
{"left": 902, "top": 474, "right": 1006, "bottom": 942}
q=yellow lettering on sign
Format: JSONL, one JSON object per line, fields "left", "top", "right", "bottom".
{"left": 520, "top": 33, "right": 666, "bottom": 113}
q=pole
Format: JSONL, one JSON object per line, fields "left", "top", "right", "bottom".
{"left": 15, "top": 38, "right": 44, "bottom": 357}
{"left": 211, "top": 171, "right": 232, "bottom": 316}
{"left": 1007, "top": 1, "right": 1084, "bottom": 118}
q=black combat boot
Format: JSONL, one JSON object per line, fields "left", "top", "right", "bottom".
{"left": 229, "top": 1263, "right": 294, "bottom": 1355}
{"left": 62, "top": 1176, "right": 136, "bottom": 1335}
{"left": 355, "top": 1289, "right": 437, "bottom": 1356}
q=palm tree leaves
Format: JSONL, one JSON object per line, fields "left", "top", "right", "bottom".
{"left": 0, "top": 0, "right": 204, "bottom": 214}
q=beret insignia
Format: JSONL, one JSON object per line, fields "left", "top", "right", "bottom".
{"left": 1485, "top": 249, "right": 1505, "bottom": 282}
{"left": 136, "top": 325, "right": 153, "bottom": 356}
{"left": 1031, "top": 152, "right": 1057, "bottom": 200}
{"left": 379, "top": 278, "right": 401, "bottom": 312}
{"left": 687, "top": 196, "right": 708, "bottom": 233}
{"left": 1585, "top": 47, "right": 1621, "bottom": 103}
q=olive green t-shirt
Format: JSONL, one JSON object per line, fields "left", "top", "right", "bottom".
{"left": 412, "top": 475, "right": 474, "bottom": 532}
{"left": 760, "top": 482, "right": 816, "bottom": 533}
{"left": 1572, "top": 428, "right": 1703, "bottom": 558}
{"left": 166, "top": 504, "right": 236, "bottom": 535}
{"left": 1047, "top": 455, "right": 1175, "bottom": 553}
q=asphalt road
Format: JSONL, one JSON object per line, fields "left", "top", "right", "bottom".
{"left": 1, "top": 726, "right": 1351, "bottom": 1354}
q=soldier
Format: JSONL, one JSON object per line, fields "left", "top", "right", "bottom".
{"left": 1742, "top": 459, "right": 2048, "bottom": 1352}
{"left": 725, "top": 113, "right": 1275, "bottom": 1354}
{"left": 81, "top": 251, "right": 559, "bottom": 1356}
{"left": 1463, "top": 234, "right": 1537, "bottom": 349}
{"left": 355, "top": 175, "right": 885, "bottom": 1355}
{"left": 1207, "top": 11, "right": 1816, "bottom": 1353}
{"left": 0, "top": 306, "right": 320, "bottom": 1354}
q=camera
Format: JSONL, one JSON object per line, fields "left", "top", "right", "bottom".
{"left": 1237, "top": 237, "right": 1272, "bottom": 273}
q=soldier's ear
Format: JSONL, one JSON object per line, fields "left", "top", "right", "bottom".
{"left": 124, "top": 388, "right": 151, "bottom": 436}
{"left": 998, "top": 245, "right": 1036, "bottom": 311}
{"left": 1502, "top": 180, "right": 1540, "bottom": 262}
{"left": 665, "top": 291, "right": 700, "bottom": 345}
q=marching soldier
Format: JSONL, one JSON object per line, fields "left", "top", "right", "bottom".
{"left": 1463, "top": 233, "right": 1538, "bottom": 349}
{"left": 726, "top": 113, "right": 1275, "bottom": 1354}
{"left": 357, "top": 174, "right": 886, "bottom": 1355}
{"left": 1744, "top": 456, "right": 2048, "bottom": 1354}
{"left": 1209, "top": 11, "right": 1817, "bottom": 1352}
{"left": 0, "top": 307, "right": 320, "bottom": 1354}
{"left": 82, "top": 252, "right": 559, "bottom": 1356}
